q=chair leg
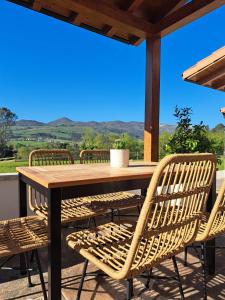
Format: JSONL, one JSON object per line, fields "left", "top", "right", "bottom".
{"left": 92, "top": 217, "right": 97, "bottom": 227}
{"left": 33, "top": 250, "right": 48, "bottom": 300}
{"left": 30, "top": 250, "right": 35, "bottom": 265}
{"left": 117, "top": 209, "right": 121, "bottom": 221}
{"left": 145, "top": 268, "right": 153, "bottom": 288}
{"left": 200, "top": 243, "right": 207, "bottom": 300}
{"left": 184, "top": 246, "right": 188, "bottom": 266}
{"left": 77, "top": 259, "right": 88, "bottom": 300}
{"left": 172, "top": 256, "right": 185, "bottom": 300}
{"left": 111, "top": 209, "right": 114, "bottom": 222}
{"left": 24, "top": 253, "right": 34, "bottom": 287}
{"left": 126, "top": 278, "right": 134, "bottom": 300}
{"left": 137, "top": 205, "right": 141, "bottom": 214}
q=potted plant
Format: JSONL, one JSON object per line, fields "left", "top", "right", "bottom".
{"left": 110, "top": 137, "right": 129, "bottom": 168}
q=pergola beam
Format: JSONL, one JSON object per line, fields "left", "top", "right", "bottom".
{"left": 155, "top": 0, "right": 225, "bottom": 36}
{"left": 47, "top": 0, "right": 154, "bottom": 39}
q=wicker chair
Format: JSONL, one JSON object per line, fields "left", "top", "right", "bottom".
{"left": 80, "top": 150, "right": 110, "bottom": 164}
{"left": 28, "top": 149, "right": 108, "bottom": 224}
{"left": 67, "top": 153, "right": 216, "bottom": 300}
{"left": 185, "top": 180, "right": 225, "bottom": 299}
{"left": 29, "top": 149, "right": 143, "bottom": 224}
{"left": 0, "top": 216, "right": 48, "bottom": 299}
{"left": 80, "top": 149, "right": 144, "bottom": 219}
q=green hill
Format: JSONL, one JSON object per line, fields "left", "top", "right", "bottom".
{"left": 12, "top": 119, "right": 176, "bottom": 142}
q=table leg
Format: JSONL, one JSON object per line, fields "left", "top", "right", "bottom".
{"left": 19, "top": 175, "right": 27, "bottom": 274}
{"left": 48, "top": 188, "right": 61, "bottom": 300}
{"left": 206, "top": 175, "right": 216, "bottom": 275}
{"left": 19, "top": 175, "right": 27, "bottom": 217}
{"left": 141, "top": 188, "right": 147, "bottom": 197}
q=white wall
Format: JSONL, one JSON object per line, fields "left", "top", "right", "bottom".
{"left": 0, "top": 174, "right": 19, "bottom": 220}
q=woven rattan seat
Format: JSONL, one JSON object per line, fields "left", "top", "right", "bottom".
{"left": 67, "top": 153, "right": 216, "bottom": 299}
{"left": 0, "top": 216, "right": 47, "bottom": 258}
{"left": 67, "top": 220, "right": 189, "bottom": 277}
{"left": 29, "top": 149, "right": 144, "bottom": 224}
{"left": 32, "top": 197, "right": 106, "bottom": 223}
{"left": 0, "top": 216, "right": 48, "bottom": 299}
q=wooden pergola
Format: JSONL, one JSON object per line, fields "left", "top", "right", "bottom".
{"left": 183, "top": 46, "right": 225, "bottom": 92}
{"left": 8, "top": 0, "right": 225, "bottom": 163}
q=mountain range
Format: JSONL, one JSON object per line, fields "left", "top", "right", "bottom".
{"left": 13, "top": 117, "right": 176, "bottom": 141}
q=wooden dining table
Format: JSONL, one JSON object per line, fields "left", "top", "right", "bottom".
{"left": 16, "top": 161, "right": 216, "bottom": 300}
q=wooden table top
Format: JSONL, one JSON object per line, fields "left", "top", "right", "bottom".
{"left": 16, "top": 162, "right": 158, "bottom": 188}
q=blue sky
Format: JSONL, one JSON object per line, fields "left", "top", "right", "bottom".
{"left": 0, "top": 1, "right": 224, "bottom": 127}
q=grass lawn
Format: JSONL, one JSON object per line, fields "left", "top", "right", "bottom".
{"left": 218, "top": 156, "right": 225, "bottom": 170}
{"left": 0, "top": 160, "right": 28, "bottom": 173}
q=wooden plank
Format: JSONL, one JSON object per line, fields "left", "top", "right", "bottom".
{"left": 32, "top": 0, "right": 42, "bottom": 10}
{"left": 155, "top": 0, "right": 225, "bottom": 36}
{"left": 132, "top": 37, "right": 145, "bottom": 46}
{"left": 144, "top": 36, "right": 161, "bottom": 162}
{"left": 72, "top": 14, "right": 83, "bottom": 26}
{"left": 103, "top": 0, "right": 145, "bottom": 41}
{"left": 128, "top": 0, "right": 145, "bottom": 12}
{"left": 16, "top": 162, "right": 158, "bottom": 188}
{"left": 218, "top": 84, "right": 225, "bottom": 91}
{"left": 102, "top": 25, "right": 118, "bottom": 37}
{"left": 198, "top": 66, "right": 225, "bottom": 85}
{"left": 46, "top": 0, "right": 154, "bottom": 38}
{"left": 151, "top": 0, "right": 185, "bottom": 21}
{"left": 211, "top": 74, "right": 225, "bottom": 89}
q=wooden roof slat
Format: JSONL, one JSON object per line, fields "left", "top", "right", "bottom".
{"left": 154, "top": 0, "right": 225, "bottom": 36}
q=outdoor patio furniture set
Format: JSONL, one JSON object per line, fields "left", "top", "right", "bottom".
{"left": 1, "top": 149, "right": 224, "bottom": 300}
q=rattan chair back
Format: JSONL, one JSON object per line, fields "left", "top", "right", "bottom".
{"left": 197, "top": 180, "right": 225, "bottom": 241}
{"left": 29, "top": 149, "right": 74, "bottom": 166}
{"left": 119, "top": 153, "right": 216, "bottom": 278}
{"left": 28, "top": 149, "right": 74, "bottom": 214}
{"left": 80, "top": 150, "right": 110, "bottom": 164}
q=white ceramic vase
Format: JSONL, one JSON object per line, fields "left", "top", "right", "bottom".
{"left": 110, "top": 149, "right": 129, "bottom": 168}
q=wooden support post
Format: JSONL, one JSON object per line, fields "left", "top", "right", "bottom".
{"left": 144, "top": 35, "right": 161, "bottom": 162}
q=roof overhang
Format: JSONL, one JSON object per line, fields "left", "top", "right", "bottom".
{"left": 7, "top": 0, "right": 225, "bottom": 46}
{"left": 183, "top": 46, "right": 225, "bottom": 92}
